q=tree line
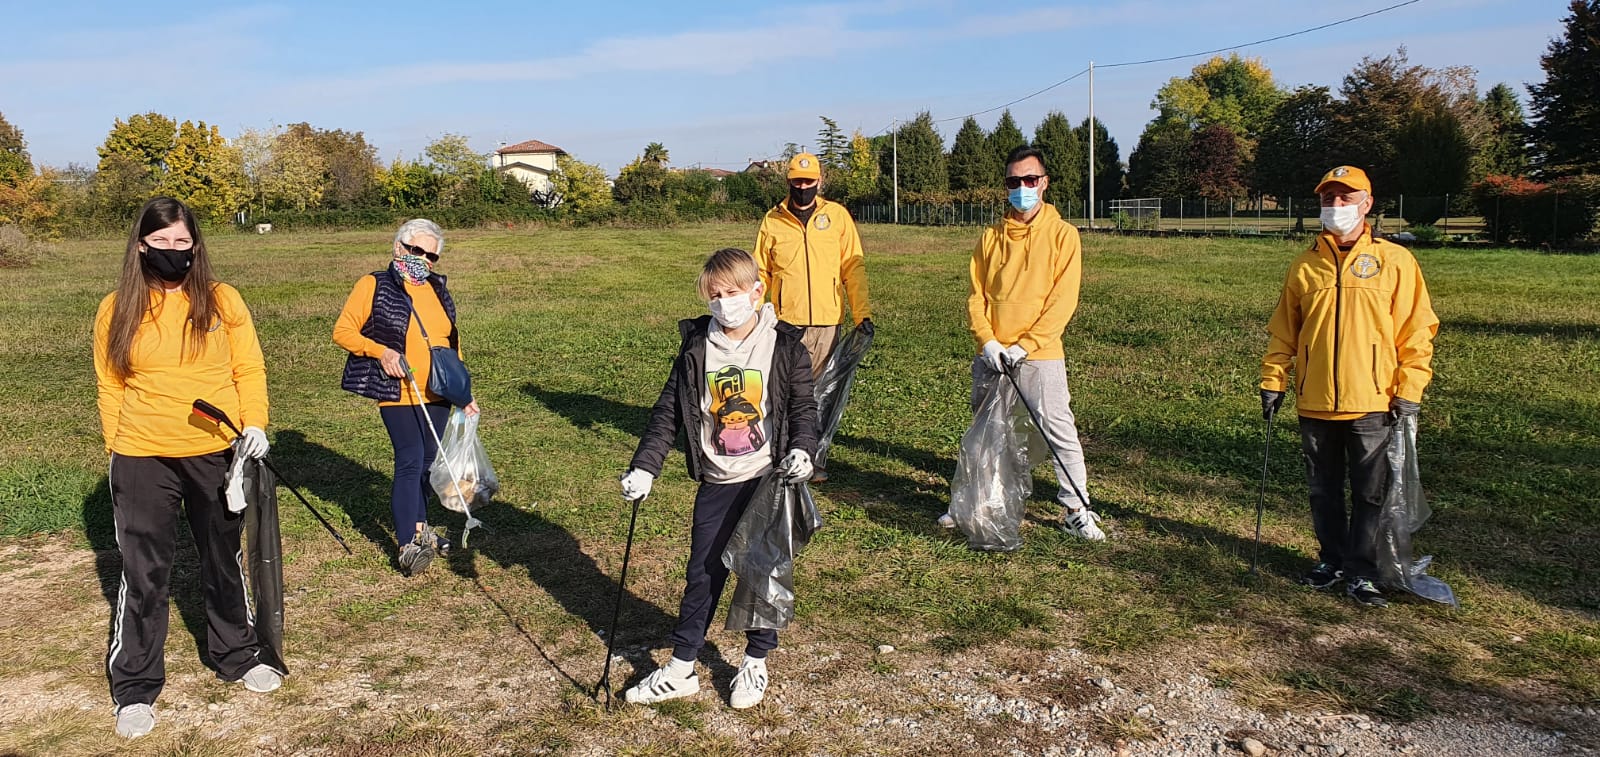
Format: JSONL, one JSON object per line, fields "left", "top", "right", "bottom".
{"left": 1, "top": 1, "right": 1598, "bottom": 245}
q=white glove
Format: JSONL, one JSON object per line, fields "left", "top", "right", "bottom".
{"left": 982, "top": 340, "right": 1006, "bottom": 372}
{"left": 619, "top": 468, "right": 654, "bottom": 501}
{"left": 779, "top": 449, "right": 813, "bottom": 482}
{"left": 236, "top": 426, "right": 270, "bottom": 459}
{"left": 225, "top": 454, "right": 248, "bottom": 513}
{"left": 1003, "top": 344, "right": 1027, "bottom": 368}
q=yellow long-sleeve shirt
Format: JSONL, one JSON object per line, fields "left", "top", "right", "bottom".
{"left": 967, "top": 203, "right": 1083, "bottom": 361}
{"left": 332, "top": 273, "right": 456, "bottom": 407}
{"left": 94, "top": 284, "right": 269, "bottom": 457}
{"left": 1260, "top": 229, "right": 1439, "bottom": 420}
{"left": 752, "top": 198, "right": 871, "bottom": 326}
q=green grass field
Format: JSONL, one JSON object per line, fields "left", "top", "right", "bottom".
{"left": 0, "top": 223, "right": 1596, "bottom": 754}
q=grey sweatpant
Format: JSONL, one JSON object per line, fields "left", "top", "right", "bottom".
{"left": 970, "top": 357, "right": 1091, "bottom": 510}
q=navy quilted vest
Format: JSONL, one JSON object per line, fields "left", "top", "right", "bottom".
{"left": 340, "top": 268, "right": 458, "bottom": 401}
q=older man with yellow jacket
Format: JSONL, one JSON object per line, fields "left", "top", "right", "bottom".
{"left": 1260, "top": 165, "right": 1439, "bottom": 609}
{"left": 948, "top": 144, "right": 1106, "bottom": 541}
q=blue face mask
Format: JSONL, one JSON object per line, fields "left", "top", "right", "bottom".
{"left": 1008, "top": 186, "right": 1040, "bottom": 213}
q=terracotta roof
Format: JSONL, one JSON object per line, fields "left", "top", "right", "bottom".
{"left": 496, "top": 139, "right": 566, "bottom": 155}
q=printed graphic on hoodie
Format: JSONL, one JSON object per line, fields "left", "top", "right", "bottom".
{"left": 706, "top": 365, "right": 767, "bottom": 457}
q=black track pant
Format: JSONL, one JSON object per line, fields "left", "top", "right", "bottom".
{"left": 107, "top": 451, "right": 263, "bottom": 706}
{"left": 1298, "top": 412, "right": 1394, "bottom": 582}
{"left": 669, "top": 477, "right": 779, "bottom": 662}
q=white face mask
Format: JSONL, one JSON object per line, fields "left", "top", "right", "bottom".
{"left": 709, "top": 287, "right": 759, "bottom": 329}
{"left": 1320, "top": 204, "right": 1365, "bottom": 236}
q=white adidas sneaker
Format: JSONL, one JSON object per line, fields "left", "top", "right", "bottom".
{"left": 1063, "top": 507, "right": 1106, "bottom": 541}
{"left": 730, "top": 658, "right": 769, "bottom": 709}
{"left": 115, "top": 703, "right": 155, "bottom": 739}
{"left": 624, "top": 665, "right": 700, "bottom": 705}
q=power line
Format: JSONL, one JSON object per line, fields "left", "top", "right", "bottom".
{"left": 879, "top": 0, "right": 1423, "bottom": 133}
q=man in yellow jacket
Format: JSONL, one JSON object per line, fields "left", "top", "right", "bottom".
{"left": 753, "top": 152, "right": 872, "bottom": 483}
{"left": 950, "top": 144, "right": 1105, "bottom": 541}
{"left": 753, "top": 152, "right": 872, "bottom": 377}
{"left": 1259, "top": 165, "right": 1439, "bottom": 608}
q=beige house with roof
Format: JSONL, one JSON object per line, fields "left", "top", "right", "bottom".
{"left": 494, "top": 139, "right": 567, "bottom": 195}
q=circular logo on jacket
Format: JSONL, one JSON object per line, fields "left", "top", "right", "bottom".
{"left": 815, "top": 213, "right": 831, "bottom": 230}
{"left": 1350, "top": 253, "right": 1380, "bottom": 279}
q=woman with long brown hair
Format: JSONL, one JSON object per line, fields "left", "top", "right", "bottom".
{"left": 93, "top": 197, "right": 282, "bottom": 739}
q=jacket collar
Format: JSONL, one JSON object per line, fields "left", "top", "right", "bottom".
{"left": 1001, "top": 202, "right": 1061, "bottom": 240}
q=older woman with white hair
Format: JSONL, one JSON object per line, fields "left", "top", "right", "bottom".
{"left": 335, "top": 219, "right": 478, "bottom": 576}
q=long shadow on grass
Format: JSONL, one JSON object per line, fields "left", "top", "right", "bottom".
{"left": 81, "top": 477, "right": 230, "bottom": 686}
{"left": 1442, "top": 317, "right": 1599, "bottom": 342}
{"left": 270, "top": 429, "right": 722, "bottom": 693}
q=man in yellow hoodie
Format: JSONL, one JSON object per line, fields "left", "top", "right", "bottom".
{"left": 949, "top": 144, "right": 1105, "bottom": 541}
{"left": 1259, "top": 165, "right": 1439, "bottom": 608}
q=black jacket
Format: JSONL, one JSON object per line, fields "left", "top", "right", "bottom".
{"left": 629, "top": 315, "right": 818, "bottom": 481}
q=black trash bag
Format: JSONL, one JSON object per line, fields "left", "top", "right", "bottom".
{"left": 240, "top": 458, "right": 289, "bottom": 674}
{"left": 949, "top": 368, "right": 1045, "bottom": 552}
{"left": 814, "top": 323, "right": 874, "bottom": 469}
{"left": 1375, "top": 415, "right": 1457, "bottom": 607}
{"left": 722, "top": 471, "right": 823, "bottom": 631}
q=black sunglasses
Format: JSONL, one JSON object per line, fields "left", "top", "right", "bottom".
{"left": 1003, "top": 174, "right": 1045, "bottom": 190}
{"left": 400, "top": 241, "right": 439, "bottom": 263}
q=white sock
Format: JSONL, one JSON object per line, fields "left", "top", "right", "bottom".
{"left": 742, "top": 655, "right": 767, "bottom": 671}
{"left": 665, "top": 656, "right": 695, "bottom": 677}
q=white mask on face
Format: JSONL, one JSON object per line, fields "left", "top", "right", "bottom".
{"left": 1320, "top": 204, "right": 1365, "bottom": 236}
{"left": 709, "top": 288, "right": 759, "bottom": 329}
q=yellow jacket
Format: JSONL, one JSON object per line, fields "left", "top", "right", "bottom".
{"left": 753, "top": 198, "right": 871, "bottom": 326}
{"left": 94, "top": 284, "right": 269, "bottom": 456}
{"left": 1261, "top": 229, "right": 1439, "bottom": 420}
{"left": 332, "top": 274, "right": 456, "bottom": 407}
{"left": 967, "top": 203, "right": 1083, "bottom": 361}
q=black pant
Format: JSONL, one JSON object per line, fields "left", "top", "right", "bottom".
{"left": 1299, "top": 413, "right": 1394, "bottom": 581}
{"left": 108, "top": 452, "right": 264, "bottom": 706}
{"left": 669, "top": 477, "right": 779, "bottom": 662}
{"left": 379, "top": 403, "right": 450, "bottom": 545}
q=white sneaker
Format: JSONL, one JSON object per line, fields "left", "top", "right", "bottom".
{"left": 115, "top": 703, "right": 155, "bottom": 739}
{"left": 239, "top": 663, "right": 282, "bottom": 693}
{"left": 730, "top": 659, "right": 769, "bottom": 710}
{"left": 1063, "top": 508, "right": 1106, "bottom": 541}
{"left": 624, "top": 665, "right": 700, "bottom": 704}
{"left": 936, "top": 512, "right": 956, "bottom": 529}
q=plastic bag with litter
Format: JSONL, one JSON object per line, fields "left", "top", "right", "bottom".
{"left": 428, "top": 408, "right": 497, "bottom": 546}
{"left": 813, "top": 322, "right": 874, "bottom": 469}
{"left": 949, "top": 368, "right": 1046, "bottom": 552}
{"left": 723, "top": 471, "right": 823, "bottom": 631}
{"left": 1375, "top": 414, "right": 1457, "bottom": 607}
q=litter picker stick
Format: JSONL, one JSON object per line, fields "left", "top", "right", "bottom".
{"left": 997, "top": 362, "right": 1092, "bottom": 511}
{"left": 191, "top": 399, "right": 353, "bottom": 554}
{"left": 1251, "top": 406, "right": 1278, "bottom": 577}
{"left": 598, "top": 495, "right": 645, "bottom": 708}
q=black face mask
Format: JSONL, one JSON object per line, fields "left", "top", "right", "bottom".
{"left": 142, "top": 245, "right": 194, "bottom": 283}
{"left": 789, "top": 184, "right": 818, "bottom": 208}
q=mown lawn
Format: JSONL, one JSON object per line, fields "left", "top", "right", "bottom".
{"left": 0, "top": 222, "right": 1596, "bottom": 754}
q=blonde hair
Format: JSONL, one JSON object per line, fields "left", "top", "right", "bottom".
{"left": 696, "top": 247, "right": 760, "bottom": 300}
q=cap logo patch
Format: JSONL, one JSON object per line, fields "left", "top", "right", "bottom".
{"left": 800, "top": 158, "right": 811, "bottom": 168}
{"left": 1333, "top": 167, "right": 1349, "bottom": 177}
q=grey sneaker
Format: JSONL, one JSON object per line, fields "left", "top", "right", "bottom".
{"left": 398, "top": 535, "right": 435, "bottom": 577}
{"left": 115, "top": 703, "right": 155, "bottom": 739}
{"left": 239, "top": 663, "right": 282, "bottom": 693}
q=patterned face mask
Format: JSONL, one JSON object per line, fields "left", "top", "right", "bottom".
{"left": 393, "top": 254, "right": 431, "bottom": 284}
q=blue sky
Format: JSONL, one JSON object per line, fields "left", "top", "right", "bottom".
{"left": 0, "top": 0, "right": 1563, "bottom": 176}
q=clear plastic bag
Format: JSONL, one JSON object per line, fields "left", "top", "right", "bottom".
{"left": 722, "top": 471, "right": 823, "bottom": 631}
{"left": 429, "top": 408, "right": 497, "bottom": 545}
{"left": 949, "top": 368, "right": 1046, "bottom": 552}
{"left": 1375, "top": 415, "right": 1457, "bottom": 607}
{"left": 814, "top": 323, "right": 874, "bottom": 469}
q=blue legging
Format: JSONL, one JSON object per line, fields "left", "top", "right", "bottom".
{"left": 379, "top": 403, "right": 450, "bottom": 545}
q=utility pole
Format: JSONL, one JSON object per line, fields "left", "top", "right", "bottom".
{"left": 892, "top": 122, "right": 900, "bottom": 224}
{"left": 1088, "top": 60, "right": 1095, "bottom": 229}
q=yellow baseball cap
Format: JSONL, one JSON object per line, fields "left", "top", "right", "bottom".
{"left": 787, "top": 153, "right": 822, "bottom": 181}
{"left": 1314, "top": 165, "right": 1372, "bottom": 195}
